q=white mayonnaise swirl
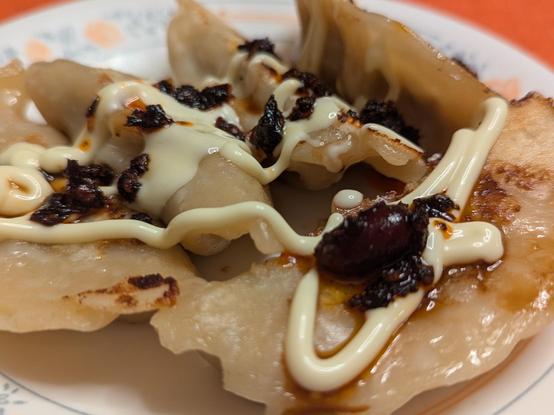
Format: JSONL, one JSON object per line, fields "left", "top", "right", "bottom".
{"left": 0, "top": 142, "right": 45, "bottom": 169}
{"left": 400, "top": 97, "right": 507, "bottom": 207}
{"left": 221, "top": 95, "right": 352, "bottom": 184}
{"left": 0, "top": 202, "right": 343, "bottom": 256}
{"left": 285, "top": 97, "right": 508, "bottom": 392}
{"left": 0, "top": 166, "right": 52, "bottom": 216}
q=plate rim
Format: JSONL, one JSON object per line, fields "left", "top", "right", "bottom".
{"left": 1, "top": 0, "right": 552, "bottom": 77}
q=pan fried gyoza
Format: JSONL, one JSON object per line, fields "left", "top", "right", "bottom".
{"left": 0, "top": 62, "right": 199, "bottom": 332}
{"left": 0, "top": 0, "right": 552, "bottom": 414}
{"left": 26, "top": 60, "right": 135, "bottom": 139}
{"left": 296, "top": 0, "right": 494, "bottom": 152}
{"left": 0, "top": 61, "right": 67, "bottom": 150}
{"left": 24, "top": 60, "right": 273, "bottom": 254}
{"left": 168, "top": 0, "right": 428, "bottom": 189}
{"left": 154, "top": 94, "right": 554, "bottom": 414}
{"left": 1, "top": 240, "right": 196, "bottom": 333}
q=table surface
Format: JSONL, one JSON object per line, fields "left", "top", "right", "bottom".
{"left": 0, "top": 0, "right": 552, "bottom": 69}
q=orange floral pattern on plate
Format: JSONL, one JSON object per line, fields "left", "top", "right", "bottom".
{"left": 24, "top": 39, "right": 52, "bottom": 62}
{"left": 84, "top": 20, "right": 124, "bottom": 49}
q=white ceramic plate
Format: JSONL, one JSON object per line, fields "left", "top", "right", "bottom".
{"left": 0, "top": 1, "right": 552, "bottom": 414}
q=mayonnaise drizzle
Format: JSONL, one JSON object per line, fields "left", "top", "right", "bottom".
{"left": 0, "top": 142, "right": 45, "bottom": 169}
{"left": 0, "top": 202, "right": 342, "bottom": 256}
{"left": 400, "top": 97, "right": 507, "bottom": 206}
{"left": 221, "top": 95, "right": 351, "bottom": 184}
{"left": 224, "top": 51, "right": 289, "bottom": 96}
{"left": 285, "top": 96, "right": 508, "bottom": 392}
{"left": 0, "top": 166, "right": 52, "bottom": 216}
